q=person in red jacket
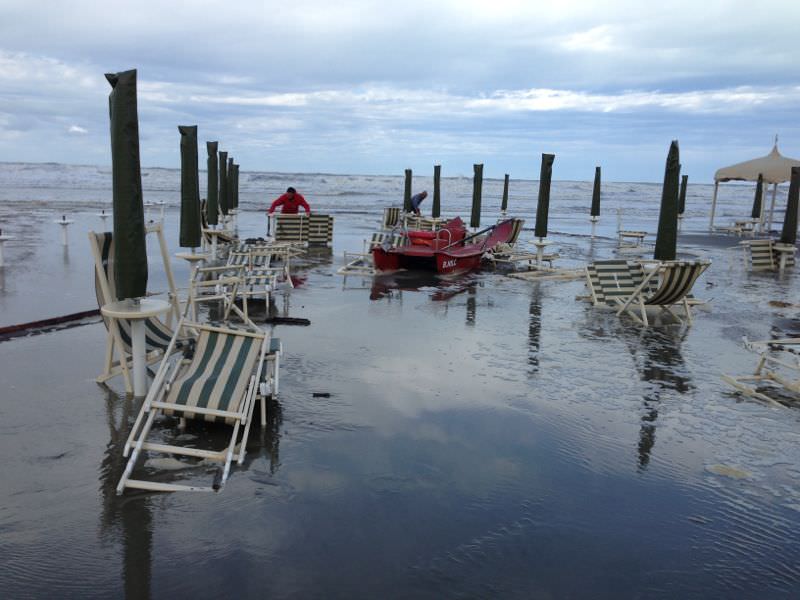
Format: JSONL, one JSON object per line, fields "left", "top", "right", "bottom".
{"left": 268, "top": 187, "right": 311, "bottom": 215}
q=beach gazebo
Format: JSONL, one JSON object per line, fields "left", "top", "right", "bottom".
{"left": 709, "top": 140, "right": 800, "bottom": 231}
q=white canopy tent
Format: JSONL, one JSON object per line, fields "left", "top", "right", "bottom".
{"left": 709, "top": 142, "right": 800, "bottom": 231}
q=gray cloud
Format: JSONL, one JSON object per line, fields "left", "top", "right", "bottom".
{"left": 0, "top": 1, "right": 798, "bottom": 179}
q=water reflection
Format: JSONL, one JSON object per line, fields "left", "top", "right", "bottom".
{"left": 621, "top": 326, "right": 692, "bottom": 471}
{"left": 62, "top": 245, "right": 70, "bottom": 266}
{"left": 528, "top": 284, "right": 542, "bottom": 374}
{"left": 465, "top": 287, "right": 476, "bottom": 326}
{"left": 98, "top": 388, "right": 152, "bottom": 600}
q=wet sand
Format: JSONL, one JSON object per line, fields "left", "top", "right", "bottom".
{"left": 2, "top": 208, "right": 800, "bottom": 598}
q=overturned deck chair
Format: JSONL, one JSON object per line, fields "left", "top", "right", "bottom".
{"left": 117, "top": 320, "right": 273, "bottom": 493}
{"left": 89, "top": 227, "right": 188, "bottom": 393}
{"left": 722, "top": 337, "right": 800, "bottom": 406}
{"left": 337, "top": 231, "right": 408, "bottom": 276}
{"left": 614, "top": 260, "right": 710, "bottom": 326}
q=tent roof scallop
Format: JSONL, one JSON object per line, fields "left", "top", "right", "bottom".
{"left": 715, "top": 143, "right": 800, "bottom": 185}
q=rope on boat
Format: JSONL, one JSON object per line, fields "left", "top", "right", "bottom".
{"left": 0, "top": 309, "right": 101, "bottom": 342}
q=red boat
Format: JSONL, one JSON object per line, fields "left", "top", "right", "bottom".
{"left": 372, "top": 217, "right": 516, "bottom": 275}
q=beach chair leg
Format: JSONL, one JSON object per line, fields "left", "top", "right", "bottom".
{"left": 222, "top": 421, "right": 241, "bottom": 484}
{"left": 683, "top": 298, "right": 693, "bottom": 325}
{"left": 117, "top": 408, "right": 158, "bottom": 494}
{"left": 639, "top": 298, "right": 649, "bottom": 327}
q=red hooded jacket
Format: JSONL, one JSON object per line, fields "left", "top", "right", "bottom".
{"left": 268, "top": 192, "right": 311, "bottom": 214}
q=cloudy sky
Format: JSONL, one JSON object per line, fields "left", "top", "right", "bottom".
{"left": 0, "top": 0, "right": 798, "bottom": 181}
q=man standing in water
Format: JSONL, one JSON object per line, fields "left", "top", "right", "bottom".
{"left": 268, "top": 187, "right": 312, "bottom": 215}
{"left": 410, "top": 190, "right": 428, "bottom": 215}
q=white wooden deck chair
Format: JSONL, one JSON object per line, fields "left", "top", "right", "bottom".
{"left": 740, "top": 239, "right": 776, "bottom": 271}
{"left": 307, "top": 214, "right": 334, "bottom": 246}
{"left": 615, "top": 260, "right": 710, "bottom": 326}
{"left": 89, "top": 229, "right": 187, "bottom": 393}
{"left": 117, "top": 319, "right": 270, "bottom": 493}
{"left": 722, "top": 337, "right": 800, "bottom": 406}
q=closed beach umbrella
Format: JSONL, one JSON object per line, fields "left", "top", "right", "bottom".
{"left": 751, "top": 173, "right": 764, "bottom": 220}
{"left": 227, "top": 157, "right": 234, "bottom": 211}
{"left": 232, "top": 163, "right": 239, "bottom": 210}
{"left": 654, "top": 140, "right": 681, "bottom": 261}
{"left": 534, "top": 153, "right": 555, "bottom": 239}
{"left": 470, "top": 163, "right": 483, "bottom": 228}
{"left": 432, "top": 165, "right": 441, "bottom": 218}
{"left": 590, "top": 166, "right": 601, "bottom": 218}
{"left": 678, "top": 174, "right": 688, "bottom": 217}
{"left": 780, "top": 166, "right": 800, "bottom": 245}
{"left": 403, "top": 169, "right": 412, "bottom": 213}
{"left": 501, "top": 173, "right": 510, "bottom": 214}
{"left": 178, "top": 125, "right": 201, "bottom": 248}
{"left": 206, "top": 141, "right": 219, "bottom": 226}
{"left": 219, "top": 151, "right": 228, "bottom": 216}
{"left": 106, "top": 69, "right": 147, "bottom": 300}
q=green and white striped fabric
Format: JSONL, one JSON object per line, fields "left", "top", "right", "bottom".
{"left": 586, "top": 260, "right": 642, "bottom": 306}
{"left": 93, "top": 232, "right": 187, "bottom": 353}
{"left": 164, "top": 328, "right": 263, "bottom": 423}
{"left": 383, "top": 207, "right": 401, "bottom": 229}
{"left": 644, "top": 261, "right": 710, "bottom": 307}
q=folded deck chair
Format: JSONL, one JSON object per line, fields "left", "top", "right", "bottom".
{"left": 614, "top": 260, "right": 710, "bottom": 326}
{"left": 89, "top": 230, "right": 188, "bottom": 393}
{"left": 722, "top": 337, "right": 800, "bottom": 406}
{"left": 117, "top": 320, "right": 272, "bottom": 493}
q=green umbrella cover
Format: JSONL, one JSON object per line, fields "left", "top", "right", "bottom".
{"left": 403, "top": 169, "right": 412, "bottom": 213}
{"left": 432, "top": 165, "right": 441, "bottom": 218}
{"left": 751, "top": 173, "right": 764, "bottom": 220}
{"left": 206, "top": 141, "right": 219, "bottom": 226}
{"left": 219, "top": 151, "right": 228, "bottom": 216}
{"left": 470, "top": 163, "right": 483, "bottom": 228}
{"left": 227, "top": 157, "right": 234, "bottom": 211}
{"left": 232, "top": 163, "right": 239, "bottom": 210}
{"left": 178, "top": 125, "right": 201, "bottom": 248}
{"left": 678, "top": 174, "right": 688, "bottom": 217}
{"left": 780, "top": 166, "right": 799, "bottom": 245}
{"left": 654, "top": 140, "right": 681, "bottom": 261}
{"left": 501, "top": 173, "right": 510, "bottom": 213}
{"left": 106, "top": 69, "right": 147, "bottom": 300}
{"left": 534, "top": 154, "right": 555, "bottom": 239}
{"left": 590, "top": 166, "right": 601, "bottom": 218}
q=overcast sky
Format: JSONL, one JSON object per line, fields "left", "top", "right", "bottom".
{"left": 0, "top": 0, "right": 798, "bottom": 181}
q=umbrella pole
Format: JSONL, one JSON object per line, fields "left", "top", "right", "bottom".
{"left": 590, "top": 216, "right": 598, "bottom": 239}
{"left": 709, "top": 181, "right": 719, "bottom": 231}
{"left": 768, "top": 183, "right": 778, "bottom": 233}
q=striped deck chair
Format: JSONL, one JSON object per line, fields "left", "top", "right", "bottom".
{"left": 89, "top": 231, "right": 188, "bottom": 393}
{"left": 117, "top": 320, "right": 271, "bottom": 493}
{"left": 382, "top": 207, "right": 402, "bottom": 230}
{"left": 585, "top": 260, "right": 643, "bottom": 306}
{"left": 723, "top": 337, "right": 800, "bottom": 406}
{"left": 615, "top": 260, "right": 711, "bottom": 326}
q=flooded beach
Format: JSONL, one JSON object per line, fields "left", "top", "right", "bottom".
{"left": 2, "top": 165, "right": 800, "bottom": 598}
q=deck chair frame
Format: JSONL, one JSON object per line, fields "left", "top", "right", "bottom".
{"left": 722, "top": 338, "right": 800, "bottom": 407}
{"left": 117, "top": 319, "right": 271, "bottom": 493}
{"left": 89, "top": 223, "right": 183, "bottom": 394}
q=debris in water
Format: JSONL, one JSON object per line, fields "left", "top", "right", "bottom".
{"left": 706, "top": 464, "right": 751, "bottom": 479}
{"left": 312, "top": 392, "right": 331, "bottom": 398}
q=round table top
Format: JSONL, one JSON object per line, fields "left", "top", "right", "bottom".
{"left": 54, "top": 219, "right": 75, "bottom": 225}
{"left": 175, "top": 251, "right": 210, "bottom": 262}
{"left": 101, "top": 297, "right": 171, "bottom": 319}
{"left": 774, "top": 243, "right": 797, "bottom": 252}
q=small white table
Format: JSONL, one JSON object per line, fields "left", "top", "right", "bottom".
{"left": 101, "top": 298, "right": 171, "bottom": 397}
{"left": 773, "top": 243, "right": 797, "bottom": 273}
{"left": 54, "top": 218, "right": 75, "bottom": 246}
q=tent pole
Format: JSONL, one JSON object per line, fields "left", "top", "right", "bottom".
{"left": 768, "top": 183, "right": 778, "bottom": 233}
{"left": 709, "top": 181, "right": 719, "bottom": 230}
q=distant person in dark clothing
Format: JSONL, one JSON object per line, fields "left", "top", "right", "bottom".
{"left": 268, "top": 187, "right": 311, "bottom": 215}
{"left": 410, "top": 190, "right": 428, "bottom": 215}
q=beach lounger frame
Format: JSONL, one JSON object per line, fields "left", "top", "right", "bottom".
{"left": 89, "top": 224, "right": 184, "bottom": 394}
{"left": 117, "top": 319, "right": 271, "bottom": 493}
{"left": 614, "top": 260, "right": 710, "bottom": 326}
{"left": 722, "top": 338, "right": 800, "bottom": 407}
